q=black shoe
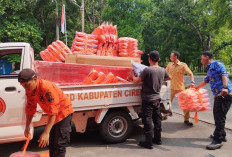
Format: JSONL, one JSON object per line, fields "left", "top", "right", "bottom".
{"left": 206, "top": 141, "right": 223, "bottom": 150}
{"left": 162, "top": 115, "right": 168, "bottom": 121}
{"left": 138, "top": 141, "right": 153, "bottom": 149}
{"left": 209, "top": 134, "right": 227, "bottom": 142}
{"left": 167, "top": 109, "right": 173, "bottom": 117}
{"left": 184, "top": 121, "right": 193, "bottom": 126}
{"left": 152, "top": 139, "right": 162, "bottom": 145}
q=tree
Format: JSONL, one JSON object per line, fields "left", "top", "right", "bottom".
{"left": 0, "top": 0, "right": 43, "bottom": 54}
{"left": 102, "top": 0, "right": 152, "bottom": 53}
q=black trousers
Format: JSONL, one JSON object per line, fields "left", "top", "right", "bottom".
{"left": 49, "top": 114, "right": 72, "bottom": 157}
{"left": 141, "top": 99, "right": 162, "bottom": 142}
{"left": 213, "top": 95, "right": 232, "bottom": 143}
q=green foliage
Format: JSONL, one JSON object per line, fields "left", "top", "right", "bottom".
{"left": 0, "top": 0, "right": 231, "bottom": 69}
{"left": 102, "top": 0, "right": 151, "bottom": 52}
{"left": 0, "top": 0, "right": 43, "bottom": 53}
{"left": 2, "top": 54, "right": 21, "bottom": 63}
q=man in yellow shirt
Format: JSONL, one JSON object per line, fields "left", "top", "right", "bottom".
{"left": 166, "top": 51, "right": 195, "bottom": 126}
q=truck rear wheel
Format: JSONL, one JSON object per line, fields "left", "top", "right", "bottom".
{"left": 99, "top": 111, "right": 133, "bottom": 143}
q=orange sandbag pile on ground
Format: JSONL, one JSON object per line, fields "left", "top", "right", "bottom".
{"left": 92, "top": 22, "right": 118, "bottom": 56}
{"left": 118, "top": 37, "right": 143, "bottom": 58}
{"left": 71, "top": 32, "right": 98, "bottom": 55}
{"left": 82, "top": 69, "right": 129, "bottom": 85}
{"left": 40, "top": 40, "right": 72, "bottom": 62}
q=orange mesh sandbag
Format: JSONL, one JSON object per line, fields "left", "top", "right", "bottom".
{"left": 81, "top": 70, "right": 131, "bottom": 85}
{"left": 40, "top": 40, "right": 72, "bottom": 62}
{"left": 92, "top": 22, "right": 117, "bottom": 44}
{"left": 92, "top": 22, "right": 118, "bottom": 56}
{"left": 118, "top": 37, "right": 141, "bottom": 58}
{"left": 71, "top": 32, "right": 98, "bottom": 55}
{"left": 178, "top": 88, "right": 210, "bottom": 123}
{"left": 178, "top": 88, "right": 211, "bottom": 112}
{"left": 93, "top": 72, "right": 106, "bottom": 84}
{"left": 178, "top": 88, "right": 211, "bottom": 123}
{"left": 101, "top": 72, "right": 116, "bottom": 84}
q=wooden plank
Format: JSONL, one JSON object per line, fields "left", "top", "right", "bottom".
{"left": 65, "top": 54, "right": 140, "bottom": 67}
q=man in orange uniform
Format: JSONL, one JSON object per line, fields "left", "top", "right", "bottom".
{"left": 18, "top": 69, "right": 73, "bottom": 157}
{"left": 166, "top": 51, "right": 195, "bottom": 126}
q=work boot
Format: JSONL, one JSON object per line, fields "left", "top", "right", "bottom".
{"left": 161, "top": 114, "right": 168, "bottom": 120}
{"left": 206, "top": 141, "right": 223, "bottom": 150}
{"left": 152, "top": 138, "right": 162, "bottom": 145}
{"left": 138, "top": 134, "right": 153, "bottom": 149}
{"left": 138, "top": 141, "right": 153, "bottom": 149}
{"left": 153, "top": 131, "right": 162, "bottom": 145}
{"left": 209, "top": 134, "right": 227, "bottom": 142}
{"left": 166, "top": 108, "right": 173, "bottom": 117}
{"left": 184, "top": 121, "right": 193, "bottom": 126}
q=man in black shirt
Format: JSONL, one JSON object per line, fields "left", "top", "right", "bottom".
{"left": 133, "top": 50, "right": 170, "bottom": 149}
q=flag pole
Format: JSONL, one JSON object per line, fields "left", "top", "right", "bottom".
{"left": 61, "top": 4, "right": 67, "bottom": 45}
{"left": 56, "top": 0, "right": 59, "bottom": 40}
{"left": 64, "top": 5, "right": 67, "bottom": 45}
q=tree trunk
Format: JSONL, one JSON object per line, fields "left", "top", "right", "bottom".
{"left": 40, "top": 8, "right": 48, "bottom": 45}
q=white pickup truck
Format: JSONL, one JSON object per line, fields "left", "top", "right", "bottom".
{"left": 0, "top": 42, "right": 171, "bottom": 144}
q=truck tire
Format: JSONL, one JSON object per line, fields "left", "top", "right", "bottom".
{"left": 99, "top": 111, "right": 133, "bottom": 143}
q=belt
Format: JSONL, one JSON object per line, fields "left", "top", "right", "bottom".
{"left": 215, "top": 92, "right": 232, "bottom": 98}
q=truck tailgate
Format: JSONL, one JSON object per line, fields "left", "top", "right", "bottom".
{"left": 59, "top": 83, "right": 142, "bottom": 111}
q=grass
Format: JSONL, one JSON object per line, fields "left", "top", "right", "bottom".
{"left": 193, "top": 73, "right": 232, "bottom": 81}
{"left": 193, "top": 72, "right": 207, "bottom": 76}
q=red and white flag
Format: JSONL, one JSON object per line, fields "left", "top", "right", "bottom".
{"left": 61, "top": 4, "right": 66, "bottom": 34}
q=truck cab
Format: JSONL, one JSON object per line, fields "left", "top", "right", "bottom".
{"left": 0, "top": 43, "right": 41, "bottom": 143}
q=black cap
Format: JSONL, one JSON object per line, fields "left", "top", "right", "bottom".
{"left": 148, "top": 50, "right": 160, "bottom": 62}
{"left": 18, "top": 69, "right": 39, "bottom": 83}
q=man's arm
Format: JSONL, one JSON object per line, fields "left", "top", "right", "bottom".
{"left": 38, "top": 115, "right": 56, "bottom": 148}
{"left": 222, "top": 75, "right": 228, "bottom": 86}
{"left": 221, "top": 75, "right": 228, "bottom": 96}
{"left": 184, "top": 64, "right": 195, "bottom": 87}
{"left": 164, "top": 69, "right": 171, "bottom": 81}
{"left": 164, "top": 76, "right": 171, "bottom": 81}
{"left": 194, "top": 81, "right": 207, "bottom": 89}
{"left": 24, "top": 114, "right": 34, "bottom": 138}
{"left": 216, "top": 62, "right": 229, "bottom": 96}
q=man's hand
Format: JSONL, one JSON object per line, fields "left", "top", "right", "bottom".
{"left": 24, "top": 126, "right": 30, "bottom": 138}
{"left": 190, "top": 83, "right": 195, "bottom": 88}
{"left": 38, "top": 132, "right": 49, "bottom": 148}
{"left": 220, "top": 88, "right": 228, "bottom": 97}
{"left": 193, "top": 81, "right": 207, "bottom": 90}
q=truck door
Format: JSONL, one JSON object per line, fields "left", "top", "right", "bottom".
{"left": 0, "top": 46, "right": 33, "bottom": 143}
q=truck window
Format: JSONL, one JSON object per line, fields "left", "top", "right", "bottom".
{"left": 0, "top": 49, "right": 22, "bottom": 75}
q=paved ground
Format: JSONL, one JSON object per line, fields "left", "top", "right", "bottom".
{"left": 1, "top": 76, "right": 231, "bottom": 157}
{"left": 1, "top": 113, "right": 231, "bottom": 157}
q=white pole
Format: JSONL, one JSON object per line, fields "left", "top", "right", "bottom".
{"left": 81, "top": 0, "right": 84, "bottom": 32}
{"left": 56, "top": 0, "right": 59, "bottom": 40}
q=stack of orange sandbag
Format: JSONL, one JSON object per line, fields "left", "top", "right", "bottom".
{"left": 92, "top": 22, "right": 117, "bottom": 44}
{"left": 118, "top": 37, "right": 143, "bottom": 58}
{"left": 71, "top": 32, "right": 98, "bottom": 55}
{"left": 92, "top": 22, "right": 118, "bottom": 56}
{"left": 82, "top": 69, "right": 129, "bottom": 85}
{"left": 178, "top": 88, "right": 211, "bottom": 123}
{"left": 40, "top": 40, "right": 72, "bottom": 62}
{"left": 96, "top": 43, "right": 118, "bottom": 56}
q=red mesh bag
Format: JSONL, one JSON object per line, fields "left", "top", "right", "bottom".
{"left": 40, "top": 40, "right": 72, "bottom": 62}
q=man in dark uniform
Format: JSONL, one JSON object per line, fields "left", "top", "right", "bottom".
{"left": 133, "top": 51, "right": 170, "bottom": 149}
{"left": 194, "top": 51, "right": 232, "bottom": 150}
